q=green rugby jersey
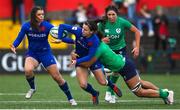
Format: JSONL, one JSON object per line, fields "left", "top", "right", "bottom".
{"left": 98, "top": 17, "right": 132, "bottom": 50}
{"left": 95, "top": 42, "right": 125, "bottom": 72}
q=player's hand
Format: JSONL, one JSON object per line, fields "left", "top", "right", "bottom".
{"left": 132, "top": 47, "right": 139, "bottom": 58}
{"left": 10, "top": 44, "right": 16, "bottom": 54}
{"left": 102, "top": 37, "right": 110, "bottom": 43}
{"left": 67, "top": 60, "right": 76, "bottom": 67}
{"left": 70, "top": 51, "right": 79, "bottom": 60}
{"left": 50, "top": 38, "right": 62, "bottom": 44}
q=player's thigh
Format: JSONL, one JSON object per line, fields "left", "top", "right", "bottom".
{"left": 46, "top": 64, "right": 65, "bottom": 83}
{"left": 46, "top": 64, "right": 61, "bottom": 77}
{"left": 24, "top": 57, "right": 39, "bottom": 73}
{"left": 126, "top": 74, "right": 141, "bottom": 90}
{"left": 76, "top": 66, "right": 89, "bottom": 86}
{"left": 93, "top": 69, "right": 106, "bottom": 85}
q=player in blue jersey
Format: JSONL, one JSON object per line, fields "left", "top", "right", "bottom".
{"left": 57, "top": 20, "right": 122, "bottom": 105}
{"left": 10, "top": 6, "right": 77, "bottom": 106}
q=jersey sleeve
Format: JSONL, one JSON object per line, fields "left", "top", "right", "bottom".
{"left": 95, "top": 43, "right": 103, "bottom": 59}
{"left": 13, "top": 24, "right": 27, "bottom": 48}
{"left": 61, "top": 37, "right": 75, "bottom": 44}
{"left": 58, "top": 24, "right": 81, "bottom": 39}
{"left": 121, "top": 18, "right": 132, "bottom": 29}
{"left": 98, "top": 23, "right": 105, "bottom": 36}
{"left": 46, "top": 21, "right": 54, "bottom": 31}
{"left": 76, "top": 36, "right": 99, "bottom": 64}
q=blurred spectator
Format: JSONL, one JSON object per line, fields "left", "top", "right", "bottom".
{"left": 75, "top": 3, "right": 87, "bottom": 26}
{"left": 113, "top": 0, "right": 124, "bottom": 9}
{"left": 152, "top": 6, "right": 169, "bottom": 52}
{"left": 34, "top": 0, "right": 47, "bottom": 11}
{"left": 167, "top": 36, "right": 177, "bottom": 71}
{"left": 11, "top": 0, "right": 25, "bottom": 25}
{"left": 177, "top": 16, "right": 180, "bottom": 33}
{"left": 123, "top": 0, "right": 136, "bottom": 21}
{"left": 86, "top": 3, "right": 98, "bottom": 19}
{"left": 137, "top": 4, "right": 154, "bottom": 37}
{"left": 112, "top": 0, "right": 126, "bottom": 15}
{"left": 132, "top": 40, "right": 147, "bottom": 73}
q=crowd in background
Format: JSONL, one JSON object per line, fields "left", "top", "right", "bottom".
{"left": 10, "top": 0, "right": 179, "bottom": 73}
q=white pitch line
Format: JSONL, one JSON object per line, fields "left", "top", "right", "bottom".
{"left": 0, "top": 93, "right": 25, "bottom": 95}
{"left": 0, "top": 99, "right": 170, "bottom": 103}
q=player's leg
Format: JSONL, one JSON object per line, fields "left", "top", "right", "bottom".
{"left": 105, "top": 48, "right": 126, "bottom": 103}
{"left": 24, "top": 56, "right": 39, "bottom": 99}
{"left": 42, "top": 53, "right": 77, "bottom": 105}
{"left": 126, "top": 75, "right": 174, "bottom": 104}
{"left": 140, "top": 80, "right": 159, "bottom": 90}
{"left": 121, "top": 58, "right": 174, "bottom": 104}
{"left": 76, "top": 66, "right": 99, "bottom": 104}
{"left": 92, "top": 68, "right": 122, "bottom": 97}
{"left": 46, "top": 64, "right": 77, "bottom": 105}
{"left": 105, "top": 73, "right": 119, "bottom": 103}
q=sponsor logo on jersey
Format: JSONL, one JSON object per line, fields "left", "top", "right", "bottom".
{"left": 28, "top": 33, "right": 47, "bottom": 38}
{"left": 104, "top": 29, "right": 109, "bottom": 33}
{"left": 77, "top": 40, "right": 88, "bottom": 49}
{"left": 107, "top": 34, "right": 120, "bottom": 39}
{"left": 72, "top": 26, "right": 78, "bottom": 30}
{"left": 80, "top": 37, "right": 83, "bottom": 40}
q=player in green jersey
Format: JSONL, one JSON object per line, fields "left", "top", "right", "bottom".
{"left": 97, "top": 5, "right": 159, "bottom": 103}
{"left": 70, "top": 41, "right": 174, "bottom": 105}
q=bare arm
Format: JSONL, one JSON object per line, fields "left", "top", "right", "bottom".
{"left": 130, "top": 25, "right": 141, "bottom": 58}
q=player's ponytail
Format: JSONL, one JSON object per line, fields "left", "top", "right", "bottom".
{"left": 30, "top": 6, "right": 43, "bottom": 31}
{"left": 84, "top": 20, "right": 104, "bottom": 40}
{"left": 96, "top": 31, "right": 105, "bottom": 41}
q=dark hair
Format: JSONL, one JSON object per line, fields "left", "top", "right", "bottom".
{"left": 84, "top": 20, "right": 104, "bottom": 40}
{"left": 84, "top": 20, "right": 98, "bottom": 32}
{"left": 30, "top": 6, "right": 43, "bottom": 31}
{"left": 92, "top": 5, "right": 119, "bottom": 34}
{"left": 105, "top": 5, "right": 119, "bottom": 16}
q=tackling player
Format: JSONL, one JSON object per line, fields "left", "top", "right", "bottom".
{"left": 70, "top": 37, "right": 174, "bottom": 105}
{"left": 57, "top": 20, "right": 122, "bottom": 105}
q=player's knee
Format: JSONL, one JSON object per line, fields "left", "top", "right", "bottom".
{"left": 24, "top": 68, "right": 33, "bottom": 74}
{"left": 134, "top": 90, "right": 144, "bottom": 97}
{"left": 79, "top": 82, "right": 87, "bottom": 89}
{"left": 98, "top": 79, "right": 107, "bottom": 86}
{"left": 131, "top": 82, "right": 143, "bottom": 97}
{"left": 51, "top": 73, "right": 61, "bottom": 81}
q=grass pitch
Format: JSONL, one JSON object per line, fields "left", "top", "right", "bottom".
{"left": 0, "top": 73, "right": 180, "bottom": 109}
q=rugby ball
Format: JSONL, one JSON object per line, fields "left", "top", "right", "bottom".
{"left": 50, "top": 26, "right": 59, "bottom": 39}
{"left": 50, "top": 26, "right": 67, "bottom": 39}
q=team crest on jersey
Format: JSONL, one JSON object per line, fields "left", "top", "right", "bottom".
{"left": 40, "top": 26, "right": 46, "bottom": 31}
{"left": 116, "top": 28, "right": 121, "bottom": 33}
{"left": 104, "top": 29, "right": 109, "bottom": 33}
{"left": 87, "top": 42, "right": 93, "bottom": 46}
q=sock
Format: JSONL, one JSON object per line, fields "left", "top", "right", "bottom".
{"left": 106, "top": 75, "right": 119, "bottom": 95}
{"left": 82, "top": 83, "right": 97, "bottom": 96}
{"left": 106, "top": 79, "right": 115, "bottom": 89}
{"left": 26, "top": 76, "right": 35, "bottom": 90}
{"left": 159, "top": 89, "right": 169, "bottom": 99}
{"left": 59, "top": 82, "right": 73, "bottom": 100}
